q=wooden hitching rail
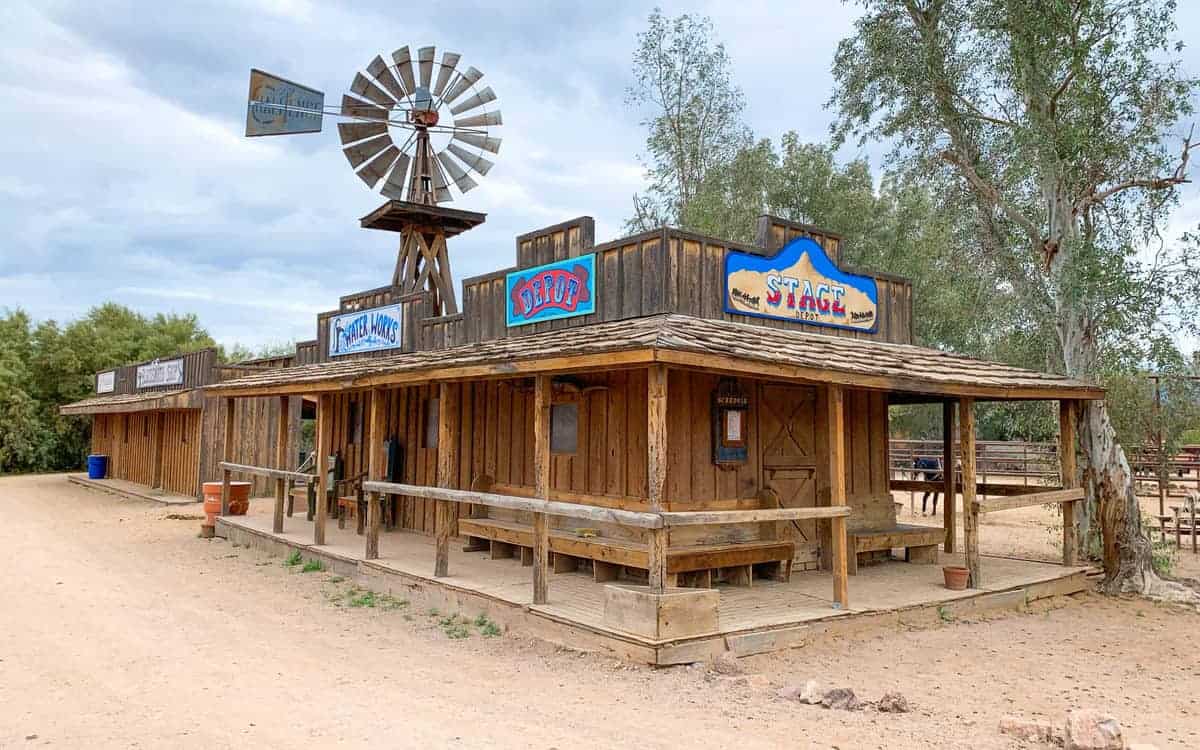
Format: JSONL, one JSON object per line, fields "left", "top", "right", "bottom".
{"left": 972, "top": 488, "right": 1084, "bottom": 514}
{"left": 220, "top": 461, "right": 317, "bottom": 535}
{"left": 363, "top": 480, "right": 851, "bottom": 607}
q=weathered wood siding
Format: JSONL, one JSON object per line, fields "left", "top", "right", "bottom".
{"left": 458, "top": 227, "right": 913, "bottom": 348}
{"left": 198, "top": 395, "right": 298, "bottom": 497}
{"left": 98, "top": 348, "right": 218, "bottom": 395}
{"left": 160, "top": 410, "right": 201, "bottom": 496}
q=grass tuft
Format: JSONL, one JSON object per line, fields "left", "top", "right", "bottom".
{"left": 283, "top": 550, "right": 303, "bottom": 567}
{"left": 301, "top": 558, "right": 324, "bottom": 573}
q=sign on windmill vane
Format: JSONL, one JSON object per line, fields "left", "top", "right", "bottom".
{"left": 506, "top": 254, "right": 596, "bottom": 327}
{"left": 245, "top": 69, "right": 324, "bottom": 137}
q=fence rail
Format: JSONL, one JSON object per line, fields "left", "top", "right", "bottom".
{"left": 219, "top": 461, "right": 315, "bottom": 534}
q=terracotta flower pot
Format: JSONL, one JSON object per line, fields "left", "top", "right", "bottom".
{"left": 201, "top": 481, "right": 253, "bottom": 519}
{"left": 943, "top": 565, "right": 970, "bottom": 590}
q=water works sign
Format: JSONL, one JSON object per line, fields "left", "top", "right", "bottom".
{"left": 136, "top": 358, "right": 185, "bottom": 389}
{"left": 724, "top": 237, "right": 878, "bottom": 333}
{"left": 328, "top": 303, "right": 403, "bottom": 357}
{"left": 506, "top": 254, "right": 596, "bottom": 327}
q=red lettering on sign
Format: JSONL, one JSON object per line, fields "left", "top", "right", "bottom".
{"left": 510, "top": 264, "right": 592, "bottom": 320}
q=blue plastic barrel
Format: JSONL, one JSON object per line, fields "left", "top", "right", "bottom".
{"left": 87, "top": 454, "right": 108, "bottom": 480}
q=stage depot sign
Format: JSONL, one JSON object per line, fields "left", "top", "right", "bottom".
{"left": 724, "top": 237, "right": 878, "bottom": 333}
{"left": 136, "top": 358, "right": 185, "bottom": 389}
{"left": 329, "top": 304, "right": 403, "bottom": 357}
{"left": 506, "top": 254, "right": 596, "bottom": 327}
{"left": 245, "top": 69, "right": 324, "bottom": 137}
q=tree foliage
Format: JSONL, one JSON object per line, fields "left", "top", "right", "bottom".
{"left": 0, "top": 304, "right": 215, "bottom": 474}
{"left": 626, "top": 8, "right": 752, "bottom": 233}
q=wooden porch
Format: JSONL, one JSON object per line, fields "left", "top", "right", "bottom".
{"left": 217, "top": 506, "right": 1090, "bottom": 663}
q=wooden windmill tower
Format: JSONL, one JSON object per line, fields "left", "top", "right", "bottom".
{"left": 244, "top": 45, "right": 501, "bottom": 316}
{"left": 338, "top": 46, "right": 501, "bottom": 315}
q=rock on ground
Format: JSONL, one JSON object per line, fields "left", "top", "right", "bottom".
{"left": 877, "top": 692, "right": 910, "bottom": 713}
{"left": 820, "top": 687, "right": 860, "bottom": 711}
{"left": 1064, "top": 709, "right": 1123, "bottom": 750}
{"left": 776, "top": 680, "right": 822, "bottom": 704}
{"left": 999, "top": 715, "right": 1059, "bottom": 744}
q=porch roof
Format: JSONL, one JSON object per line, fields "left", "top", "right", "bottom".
{"left": 59, "top": 388, "right": 200, "bottom": 416}
{"left": 203, "top": 313, "right": 1104, "bottom": 401}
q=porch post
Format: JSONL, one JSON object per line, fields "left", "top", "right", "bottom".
{"left": 1059, "top": 399, "right": 1078, "bottom": 566}
{"left": 220, "top": 397, "right": 235, "bottom": 516}
{"left": 151, "top": 411, "right": 164, "bottom": 490}
{"left": 827, "top": 384, "right": 849, "bottom": 609}
{"left": 435, "top": 382, "right": 459, "bottom": 577}
{"left": 366, "top": 389, "right": 386, "bottom": 560}
{"left": 960, "top": 397, "right": 980, "bottom": 587}
{"left": 646, "top": 365, "right": 670, "bottom": 593}
{"left": 942, "top": 400, "right": 956, "bottom": 553}
{"left": 314, "top": 393, "right": 332, "bottom": 546}
{"left": 273, "top": 395, "right": 289, "bottom": 534}
{"left": 532, "top": 374, "right": 552, "bottom": 603}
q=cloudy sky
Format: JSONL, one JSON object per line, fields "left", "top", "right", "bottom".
{"left": 1, "top": 1, "right": 1198, "bottom": 355}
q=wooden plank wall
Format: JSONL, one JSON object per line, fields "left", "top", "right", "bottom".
{"left": 323, "top": 369, "right": 891, "bottom": 551}
{"left": 457, "top": 228, "right": 914, "bottom": 348}
{"left": 198, "top": 395, "right": 296, "bottom": 497}
{"left": 99, "top": 348, "right": 218, "bottom": 396}
{"left": 90, "top": 412, "right": 157, "bottom": 486}
{"left": 160, "top": 411, "right": 201, "bottom": 496}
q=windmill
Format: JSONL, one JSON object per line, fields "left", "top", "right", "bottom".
{"left": 245, "top": 45, "right": 502, "bottom": 315}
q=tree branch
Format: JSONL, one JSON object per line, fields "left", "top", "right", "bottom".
{"left": 1080, "top": 127, "right": 1195, "bottom": 211}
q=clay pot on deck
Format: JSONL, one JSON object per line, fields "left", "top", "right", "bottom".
{"left": 942, "top": 565, "right": 970, "bottom": 590}
{"left": 201, "top": 481, "right": 253, "bottom": 520}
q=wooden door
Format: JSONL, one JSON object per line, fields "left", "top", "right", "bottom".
{"left": 759, "top": 385, "right": 819, "bottom": 556}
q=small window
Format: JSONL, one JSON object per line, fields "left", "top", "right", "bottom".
{"left": 423, "top": 397, "right": 440, "bottom": 449}
{"left": 348, "top": 401, "right": 362, "bottom": 445}
{"left": 551, "top": 402, "right": 579, "bottom": 455}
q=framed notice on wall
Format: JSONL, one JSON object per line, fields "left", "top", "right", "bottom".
{"left": 136, "top": 358, "right": 184, "bottom": 389}
{"left": 96, "top": 370, "right": 115, "bottom": 394}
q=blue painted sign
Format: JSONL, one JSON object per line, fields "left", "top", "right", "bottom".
{"left": 506, "top": 254, "right": 596, "bottom": 327}
{"left": 724, "top": 237, "right": 878, "bottom": 333}
{"left": 245, "top": 69, "right": 324, "bottom": 137}
{"left": 328, "top": 304, "right": 403, "bottom": 357}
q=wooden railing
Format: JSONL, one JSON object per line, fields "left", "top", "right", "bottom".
{"left": 219, "top": 461, "right": 316, "bottom": 535}
{"left": 363, "top": 480, "right": 851, "bottom": 608}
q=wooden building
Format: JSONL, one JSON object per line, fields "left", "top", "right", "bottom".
{"left": 60, "top": 349, "right": 298, "bottom": 500}
{"left": 205, "top": 203, "right": 1103, "bottom": 653}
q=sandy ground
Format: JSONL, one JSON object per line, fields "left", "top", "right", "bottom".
{"left": 2, "top": 473, "right": 1198, "bottom": 749}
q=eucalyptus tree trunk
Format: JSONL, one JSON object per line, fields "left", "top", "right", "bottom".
{"left": 1055, "top": 249, "right": 1196, "bottom": 602}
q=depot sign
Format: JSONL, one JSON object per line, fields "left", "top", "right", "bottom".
{"left": 506, "top": 254, "right": 596, "bottom": 327}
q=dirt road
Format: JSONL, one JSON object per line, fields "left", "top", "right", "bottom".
{"left": 1, "top": 474, "right": 1197, "bottom": 749}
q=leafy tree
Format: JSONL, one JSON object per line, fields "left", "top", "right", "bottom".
{"left": 830, "top": 0, "right": 1200, "bottom": 598}
{"left": 0, "top": 304, "right": 215, "bottom": 474}
{"left": 626, "top": 8, "right": 752, "bottom": 233}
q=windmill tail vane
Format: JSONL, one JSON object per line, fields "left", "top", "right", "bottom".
{"left": 244, "top": 45, "right": 502, "bottom": 205}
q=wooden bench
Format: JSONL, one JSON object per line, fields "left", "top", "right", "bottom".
{"left": 457, "top": 517, "right": 793, "bottom": 587}
{"left": 847, "top": 524, "right": 942, "bottom": 575}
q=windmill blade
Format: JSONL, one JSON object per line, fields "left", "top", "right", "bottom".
{"left": 417, "top": 46, "right": 435, "bottom": 88}
{"left": 357, "top": 145, "right": 401, "bottom": 188}
{"left": 449, "top": 86, "right": 496, "bottom": 115}
{"left": 452, "top": 130, "right": 502, "bottom": 154}
{"left": 380, "top": 153, "right": 411, "bottom": 200}
{"left": 391, "top": 46, "right": 416, "bottom": 93}
{"left": 437, "top": 151, "right": 478, "bottom": 193}
{"left": 447, "top": 142, "right": 494, "bottom": 176}
{"left": 431, "top": 158, "right": 452, "bottom": 202}
{"left": 338, "top": 120, "right": 388, "bottom": 145}
{"left": 342, "top": 133, "right": 393, "bottom": 170}
{"left": 366, "top": 54, "right": 407, "bottom": 101}
{"left": 341, "top": 94, "right": 388, "bottom": 121}
{"left": 441, "top": 66, "right": 483, "bottom": 105}
{"left": 351, "top": 72, "right": 396, "bottom": 108}
{"left": 433, "top": 52, "right": 460, "bottom": 96}
{"left": 453, "top": 110, "right": 502, "bottom": 128}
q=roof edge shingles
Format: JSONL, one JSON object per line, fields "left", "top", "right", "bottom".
{"left": 203, "top": 314, "right": 1104, "bottom": 401}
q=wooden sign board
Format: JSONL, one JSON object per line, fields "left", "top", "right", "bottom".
{"left": 328, "top": 303, "right": 403, "bottom": 357}
{"left": 245, "top": 69, "right": 324, "bottom": 137}
{"left": 136, "top": 358, "right": 184, "bottom": 389}
{"left": 506, "top": 254, "right": 596, "bottom": 327}
{"left": 724, "top": 237, "right": 878, "bottom": 333}
{"left": 96, "top": 370, "right": 115, "bottom": 394}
